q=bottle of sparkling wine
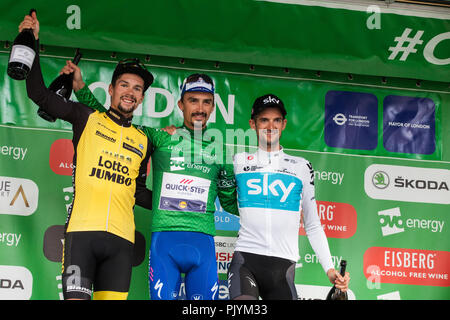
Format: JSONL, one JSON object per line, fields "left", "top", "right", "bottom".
{"left": 37, "top": 49, "right": 82, "bottom": 122}
{"left": 326, "top": 260, "right": 348, "bottom": 300}
{"left": 7, "top": 9, "right": 37, "bottom": 80}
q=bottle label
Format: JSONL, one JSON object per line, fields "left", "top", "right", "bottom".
{"left": 9, "top": 45, "right": 35, "bottom": 68}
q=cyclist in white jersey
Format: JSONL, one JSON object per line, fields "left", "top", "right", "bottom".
{"left": 228, "top": 94, "right": 350, "bottom": 300}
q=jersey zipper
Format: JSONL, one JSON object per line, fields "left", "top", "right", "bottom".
{"left": 105, "top": 125, "right": 124, "bottom": 232}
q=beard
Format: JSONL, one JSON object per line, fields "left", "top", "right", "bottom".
{"left": 117, "top": 95, "right": 137, "bottom": 115}
{"left": 190, "top": 112, "right": 208, "bottom": 129}
{"left": 258, "top": 129, "right": 281, "bottom": 150}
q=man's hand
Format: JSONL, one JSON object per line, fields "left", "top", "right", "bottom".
{"left": 18, "top": 11, "right": 39, "bottom": 40}
{"left": 327, "top": 268, "right": 350, "bottom": 292}
{"left": 161, "top": 125, "right": 177, "bottom": 135}
{"left": 60, "top": 60, "right": 85, "bottom": 92}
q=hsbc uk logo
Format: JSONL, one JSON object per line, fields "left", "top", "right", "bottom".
{"left": 378, "top": 207, "right": 444, "bottom": 236}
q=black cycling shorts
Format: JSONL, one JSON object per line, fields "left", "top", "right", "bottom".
{"left": 61, "top": 231, "right": 133, "bottom": 300}
{"left": 227, "top": 251, "right": 297, "bottom": 300}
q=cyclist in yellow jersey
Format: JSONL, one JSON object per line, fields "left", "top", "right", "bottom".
{"left": 21, "top": 13, "right": 154, "bottom": 300}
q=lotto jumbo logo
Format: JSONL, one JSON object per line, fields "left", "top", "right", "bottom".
{"left": 0, "top": 177, "right": 39, "bottom": 216}
{"left": 364, "top": 164, "right": 450, "bottom": 204}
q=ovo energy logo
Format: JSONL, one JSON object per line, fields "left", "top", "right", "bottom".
{"left": 378, "top": 207, "right": 444, "bottom": 237}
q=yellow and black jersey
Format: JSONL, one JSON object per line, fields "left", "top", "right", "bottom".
{"left": 26, "top": 55, "right": 152, "bottom": 244}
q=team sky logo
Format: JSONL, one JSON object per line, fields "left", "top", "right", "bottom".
{"left": 236, "top": 172, "right": 302, "bottom": 211}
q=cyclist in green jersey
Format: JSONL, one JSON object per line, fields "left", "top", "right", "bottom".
{"left": 63, "top": 63, "right": 238, "bottom": 299}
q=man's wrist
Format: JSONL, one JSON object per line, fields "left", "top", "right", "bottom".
{"left": 74, "top": 81, "right": 85, "bottom": 92}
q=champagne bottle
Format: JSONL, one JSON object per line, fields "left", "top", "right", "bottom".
{"left": 326, "top": 260, "right": 348, "bottom": 300}
{"left": 7, "top": 9, "right": 37, "bottom": 80}
{"left": 37, "top": 49, "right": 82, "bottom": 122}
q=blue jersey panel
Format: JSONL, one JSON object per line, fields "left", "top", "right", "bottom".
{"left": 236, "top": 172, "right": 302, "bottom": 211}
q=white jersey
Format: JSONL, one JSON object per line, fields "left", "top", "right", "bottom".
{"left": 233, "top": 148, "right": 334, "bottom": 273}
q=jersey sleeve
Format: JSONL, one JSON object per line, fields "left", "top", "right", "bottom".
{"left": 74, "top": 85, "right": 108, "bottom": 113}
{"left": 217, "top": 162, "right": 238, "bottom": 216}
{"left": 134, "top": 135, "right": 153, "bottom": 210}
{"left": 140, "top": 126, "right": 173, "bottom": 149}
{"left": 26, "top": 43, "right": 92, "bottom": 125}
{"left": 301, "top": 160, "right": 334, "bottom": 273}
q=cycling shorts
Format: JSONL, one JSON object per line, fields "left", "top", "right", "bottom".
{"left": 149, "top": 231, "right": 219, "bottom": 300}
{"left": 62, "top": 231, "right": 133, "bottom": 300}
{"left": 228, "top": 251, "right": 297, "bottom": 300}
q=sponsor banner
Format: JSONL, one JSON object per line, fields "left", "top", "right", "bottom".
{"left": 0, "top": 265, "right": 33, "bottom": 300}
{"left": 378, "top": 207, "right": 445, "bottom": 237}
{"left": 2, "top": 1, "right": 449, "bottom": 81}
{"left": 296, "top": 284, "right": 356, "bottom": 300}
{"left": 0, "top": 176, "right": 39, "bottom": 216}
{"left": 299, "top": 201, "right": 357, "bottom": 239}
{"left": 214, "top": 198, "right": 240, "bottom": 232}
{"left": 0, "top": 144, "right": 27, "bottom": 161}
{"left": 159, "top": 172, "right": 211, "bottom": 213}
{"left": 363, "top": 247, "right": 450, "bottom": 287}
{"left": 324, "top": 90, "right": 378, "bottom": 151}
{"left": 383, "top": 95, "right": 436, "bottom": 155}
{"left": 215, "top": 236, "right": 236, "bottom": 274}
{"left": 364, "top": 164, "right": 450, "bottom": 204}
{"left": 49, "top": 139, "right": 74, "bottom": 176}
{"left": 377, "top": 291, "right": 401, "bottom": 300}
{"left": 0, "top": 46, "right": 448, "bottom": 300}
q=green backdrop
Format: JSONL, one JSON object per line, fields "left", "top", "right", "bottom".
{"left": 0, "top": 0, "right": 449, "bottom": 300}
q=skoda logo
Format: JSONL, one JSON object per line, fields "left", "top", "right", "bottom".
{"left": 372, "top": 171, "right": 389, "bottom": 189}
{"left": 333, "top": 113, "right": 347, "bottom": 126}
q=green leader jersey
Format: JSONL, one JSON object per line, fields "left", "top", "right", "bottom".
{"left": 75, "top": 86, "right": 238, "bottom": 236}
